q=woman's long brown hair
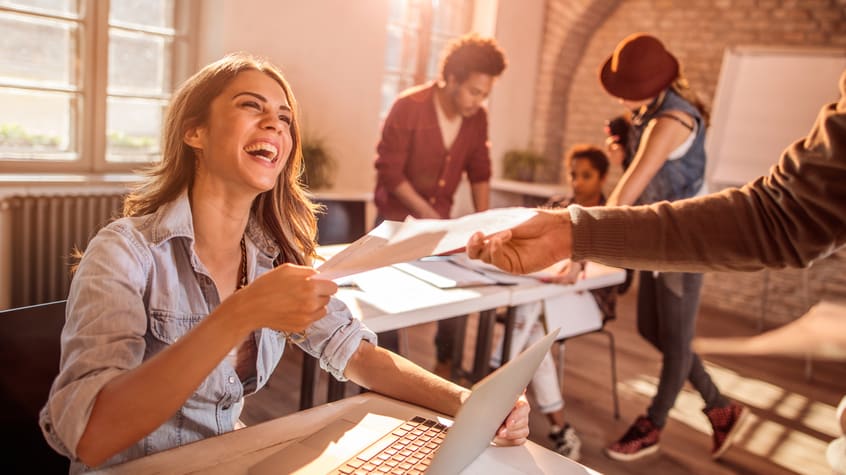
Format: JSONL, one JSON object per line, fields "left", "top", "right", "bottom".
{"left": 123, "top": 52, "right": 320, "bottom": 265}
{"left": 669, "top": 74, "right": 710, "bottom": 127}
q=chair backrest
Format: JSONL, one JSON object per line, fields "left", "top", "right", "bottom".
{"left": 0, "top": 300, "right": 70, "bottom": 473}
{"left": 315, "top": 198, "right": 366, "bottom": 245}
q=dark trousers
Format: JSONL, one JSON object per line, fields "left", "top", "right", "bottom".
{"left": 637, "top": 271, "right": 727, "bottom": 427}
{"left": 378, "top": 330, "right": 400, "bottom": 353}
{"left": 434, "top": 316, "right": 466, "bottom": 363}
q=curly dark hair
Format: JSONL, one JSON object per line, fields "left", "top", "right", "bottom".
{"left": 440, "top": 33, "right": 507, "bottom": 83}
{"left": 566, "top": 144, "right": 610, "bottom": 178}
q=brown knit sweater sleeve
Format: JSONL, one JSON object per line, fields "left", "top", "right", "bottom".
{"left": 570, "top": 71, "right": 846, "bottom": 273}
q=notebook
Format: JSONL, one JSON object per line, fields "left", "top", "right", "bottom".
{"left": 248, "top": 328, "right": 561, "bottom": 475}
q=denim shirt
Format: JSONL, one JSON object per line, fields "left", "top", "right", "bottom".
{"left": 39, "top": 191, "right": 376, "bottom": 473}
{"left": 629, "top": 88, "right": 707, "bottom": 204}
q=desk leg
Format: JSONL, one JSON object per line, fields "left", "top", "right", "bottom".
{"left": 501, "top": 306, "right": 517, "bottom": 365}
{"left": 299, "top": 353, "right": 318, "bottom": 410}
{"left": 472, "top": 309, "right": 497, "bottom": 382}
{"left": 450, "top": 315, "right": 468, "bottom": 381}
{"left": 327, "top": 378, "right": 347, "bottom": 402}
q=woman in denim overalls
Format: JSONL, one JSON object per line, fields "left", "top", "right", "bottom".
{"left": 598, "top": 33, "right": 749, "bottom": 462}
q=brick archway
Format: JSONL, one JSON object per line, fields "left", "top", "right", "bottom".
{"left": 529, "top": 0, "right": 623, "bottom": 182}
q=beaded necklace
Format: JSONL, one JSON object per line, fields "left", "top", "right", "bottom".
{"left": 238, "top": 235, "right": 247, "bottom": 290}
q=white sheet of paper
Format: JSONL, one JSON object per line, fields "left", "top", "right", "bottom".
{"left": 446, "top": 253, "right": 538, "bottom": 285}
{"left": 388, "top": 207, "right": 538, "bottom": 256}
{"left": 542, "top": 291, "right": 603, "bottom": 339}
{"left": 315, "top": 207, "right": 537, "bottom": 281}
{"left": 392, "top": 259, "right": 500, "bottom": 289}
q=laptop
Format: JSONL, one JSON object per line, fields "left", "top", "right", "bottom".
{"left": 248, "top": 328, "right": 561, "bottom": 475}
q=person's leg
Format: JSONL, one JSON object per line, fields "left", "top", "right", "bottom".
{"left": 681, "top": 273, "right": 728, "bottom": 410}
{"left": 606, "top": 271, "right": 663, "bottom": 461}
{"left": 676, "top": 274, "right": 749, "bottom": 459}
{"left": 645, "top": 272, "right": 700, "bottom": 428}
{"left": 490, "top": 301, "right": 541, "bottom": 368}
{"left": 522, "top": 318, "right": 581, "bottom": 461}
{"left": 529, "top": 329, "right": 564, "bottom": 416}
{"left": 433, "top": 316, "right": 467, "bottom": 364}
{"left": 636, "top": 271, "right": 661, "bottom": 350}
{"left": 377, "top": 330, "right": 401, "bottom": 353}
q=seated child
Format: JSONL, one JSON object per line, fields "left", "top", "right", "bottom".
{"left": 491, "top": 144, "right": 630, "bottom": 461}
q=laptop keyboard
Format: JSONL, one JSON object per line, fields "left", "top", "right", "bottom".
{"left": 330, "top": 415, "right": 449, "bottom": 474}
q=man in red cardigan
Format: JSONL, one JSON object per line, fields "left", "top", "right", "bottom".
{"left": 373, "top": 33, "right": 507, "bottom": 368}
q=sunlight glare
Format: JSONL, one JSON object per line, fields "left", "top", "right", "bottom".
{"left": 620, "top": 364, "right": 837, "bottom": 475}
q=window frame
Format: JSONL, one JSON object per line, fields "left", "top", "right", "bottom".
{"left": 379, "top": 0, "right": 474, "bottom": 118}
{"left": 0, "top": 0, "right": 199, "bottom": 174}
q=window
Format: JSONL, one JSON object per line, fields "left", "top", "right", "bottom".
{"left": 0, "top": 0, "right": 197, "bottom": 172}
{"left": 380, "top": 0, "right": 474, "bottom": 117}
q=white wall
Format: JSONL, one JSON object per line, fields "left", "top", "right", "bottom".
{"left": 487, "top": 0, "right": 544, "bottom": 179}
{"left": 1, "top": 1, "right": 544, "bottom": 307}
{"left": 452, "top": 0, "right": 546, "bottom": 216}
{"left": 0, "top": 205, "right": 11, "bottom": 308}
{"left": 200, "top": 0, "right": 543, "bottom": 210}
{"left": 202, "top": 0, "right": 390, "bottom": 193}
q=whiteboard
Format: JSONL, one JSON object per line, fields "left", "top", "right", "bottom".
{"left": 706, "top": 46, "right": 846, "bottom": 187}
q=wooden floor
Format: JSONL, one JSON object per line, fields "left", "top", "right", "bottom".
{"left": 242, "top": 279, "right": 846, "bottom": 475}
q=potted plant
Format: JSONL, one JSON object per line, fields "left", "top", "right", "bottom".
{"left": 300, "top": 136, "right": 337, "bottom": 190}
{"left": 502, "top": 149, "right": 545, "bottom": 182}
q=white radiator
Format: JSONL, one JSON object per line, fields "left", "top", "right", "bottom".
{"left": 3, "top": 193, "right": 125, "bottom": 307}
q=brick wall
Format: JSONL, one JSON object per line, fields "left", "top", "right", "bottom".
{"left": 528, "top": 0, "right": 623, "bottom": 182}
{"left": 700, "top": 248, "right": 846, "bottom": 327}
{"left": 532, "top": 0, "right": 846, "bottom": 324}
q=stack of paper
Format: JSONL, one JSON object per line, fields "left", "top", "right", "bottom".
{"left": 315, "top": 207, "right": 537, "bottom": 281}
{"left": 392, "top": 259, "right": 501, "bottom": 289}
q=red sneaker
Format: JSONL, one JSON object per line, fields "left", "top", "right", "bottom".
{"left": 705, "top": 401, "right": 749, "bottom": 459}
{"left": 605, "top": 415, "right": 661, "bottom": 461}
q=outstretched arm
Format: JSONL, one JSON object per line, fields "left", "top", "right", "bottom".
{"left": 469, "top": 73, "right": 846, "bottom": 274}
{"left": 466, "top": 209, "right": 573, "bottom": 274}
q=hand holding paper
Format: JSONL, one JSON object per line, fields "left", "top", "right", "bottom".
{"left": 465, "top": 208, "right": 574, "bottom": 275}
{"left": 315, "top": 207, "right": 537, "bottom": 281}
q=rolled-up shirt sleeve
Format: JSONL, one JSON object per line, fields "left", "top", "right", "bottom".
{"left": 297, "top": 297, "right": 377, "bottom": 382}
{"left": 40, "top": 225, "right": 150, "bottom": 460}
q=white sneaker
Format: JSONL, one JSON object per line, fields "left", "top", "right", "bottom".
{"left": 549, "top": 424, "right": 582, "bottom": 461}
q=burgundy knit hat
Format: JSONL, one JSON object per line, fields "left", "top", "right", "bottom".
{"left": 599, "top": 33, "right": 679, "bottom": 101}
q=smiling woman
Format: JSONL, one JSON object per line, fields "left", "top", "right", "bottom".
{"left": 184, "top": 70, "right": 296, "bottom": 221}
{"left": 37, "top": 52, "right": 532, "bottom": 473}
{"left": 38, "top": 53, "right": 337, "bottom": 472}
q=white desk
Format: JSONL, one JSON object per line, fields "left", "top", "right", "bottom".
{"left": 489, "top": 178, "right": 565, "bottom": 209}
{"left": 335, "top": 266, "right": 512, "bottom": 334}
{"left": 302, "top": 250, "right": 625, "bottom": 408}
{"left": 506, "top": 262, "right": 627, "bottom": 307}
{"left": 300, "top": 265, "right": 513, "bottom": 408}
{"left": 472, "top": 261, "right": 626, "bottom": 375}
{"left": 93, "top": 393, "right": 599, "bottom": 475}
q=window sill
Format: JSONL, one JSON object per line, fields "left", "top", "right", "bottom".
{"left": 0, "top": 172, "right": 140, "bottom": 185}
{"left": 0, "top": 173, "right": 139, "bottom": 200}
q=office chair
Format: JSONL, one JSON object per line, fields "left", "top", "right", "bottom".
{"left": 495, "top": 289, "right": 623, "bottom": 421}
{"left": 315, "top": 198, "right": 367, "bottom": 246}
{"left": 553, "top": 315, "right": 620, "bottom": 420}
{"left": 0, "top": 300, "right": 70, "bottom": 473}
